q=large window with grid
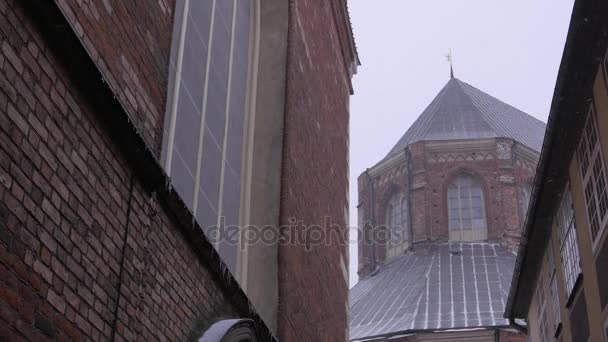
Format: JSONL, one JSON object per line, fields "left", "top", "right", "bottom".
{"left": 578, "top": 104, "right": 608, "bottom": 249}
{"left": 447, "top": 174, "right": 487, "bottom": 241}
{"left": 547, "top": 240, "right": 561, "bottom": 331}
{"left": 162, "top": 0, "right": 255, "bottom": 272}
{"left": 536, "top": 279, "right": 550, "bottom": 342}
{"left": 385, "top": 192, "right": 409, "bottom": 258}
{"left": 557, "top": 187, "right": 582, "bottom": 298}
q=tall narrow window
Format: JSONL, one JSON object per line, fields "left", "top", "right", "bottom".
{"left": 547, "top": 240, "right": 561, "bottom": 332}
{"left": 162, "top": 0, "right": 255, "bottom": 272}
{"left": 521, "top": 185, "right": 532, "bottom": 220}
{"left": 536, "top": 279, "right": 550, "bottom": 342}
{"left": 385, "top": 192, "right": 409, "bottom": 258}
{"left": 557, "top": 187, "right": 582, "bottom": 298}
{"left": 578, "top": 104, "right": 608, "bottom": 249}
{"left": 447, "top": 174, "right": 487, "bottom": 241}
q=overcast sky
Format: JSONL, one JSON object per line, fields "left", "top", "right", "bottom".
{"left": 347, "top": 0, "right": 575, "bottom": 287}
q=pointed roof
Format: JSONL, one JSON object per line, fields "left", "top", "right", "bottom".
{"left": 383, "top": 78, "right": 546, "bottom": 161}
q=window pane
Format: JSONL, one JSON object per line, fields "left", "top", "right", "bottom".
{"left": 386, "top": 193, "right": 408, "bottom": 248}
{"left": 558, "top": 186, "right": 582, "bottom": 297}
{"left": 578, "top": 105, "right": 608, "bottom": 245}
{"left": 447, "top": 174, "right": 486, "bottom": 238}
{"left": 162, "top": 0, "right": 254, "bottom": 274}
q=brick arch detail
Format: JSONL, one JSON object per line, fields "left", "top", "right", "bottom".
{"left": 377, "top": 181, "right": 405, "bottom": 222}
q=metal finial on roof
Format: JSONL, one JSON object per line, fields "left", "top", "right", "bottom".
{"left": 445, "top": 49, "right": 454, "bottom": 79}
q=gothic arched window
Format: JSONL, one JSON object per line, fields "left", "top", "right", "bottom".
{"left": 447, "top": 174, "right": 487, "bottom": 241}
{"left": 520, "top": 184, "right": 532, "bottom": 227}
{"left": 385, "top": 192, "right": 409, "bottom": 258}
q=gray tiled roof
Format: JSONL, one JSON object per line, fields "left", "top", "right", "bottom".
{"left": 349, "top": 243, "right": 516, "bottom": 341}
{"left": 383, "top": 78, "right": 546, "bottom": 161}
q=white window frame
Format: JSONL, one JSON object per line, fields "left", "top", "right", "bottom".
{"left": 578, "top": 104, "right": 608, "bottom": 252}
{"left": 536, "top": 279, "right": 550, "bottom": 342}
{"left": 557, "top": 186, "right": 582, "bottom": 300}
{"left": 547, "top": 239, "right": 561, "bottom": 333}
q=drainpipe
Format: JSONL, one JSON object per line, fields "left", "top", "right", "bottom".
{"left": 404, "top": 148, "right": 414, "bottom": 250}
{"left": 110, "top": 173, "right": 135, "bottom": 342}
{"left": 365, "top": 169, "right": 377, "bottom": 275}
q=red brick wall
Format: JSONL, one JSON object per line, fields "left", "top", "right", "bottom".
{"left": 0, "top": 2, "right": 248, "bottom": 341}
{"left": 278, "top": 0, "right": 354, "bottom": 340}
{"left": 54, "top": 0, "right": 176, "bottom": 152}
{"left": 358, "top": 140, "right": 537, "bottom": 276}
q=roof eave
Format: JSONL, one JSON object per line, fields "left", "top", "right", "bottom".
{"left": 505, "top": 0, "right": 608, "bottom": 318}
{"left": 350, "top": 325, "right": 515, "bottom": 342}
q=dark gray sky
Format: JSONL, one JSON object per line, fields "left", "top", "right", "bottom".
{"left": 348, "top": 0, "right": 575, "bottom": 287}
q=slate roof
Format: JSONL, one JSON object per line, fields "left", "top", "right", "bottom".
{"left": 349, "top": 243, "right": 516, "bottom": 341}
{"left": 382, "top": 78, "right": 546, "bottom": 162}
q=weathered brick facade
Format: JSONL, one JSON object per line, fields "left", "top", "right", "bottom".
{"left": 56, "top": 0, "right": 176, "bottom": 152}
{"left": 358, "top": 139, "right": 538, "bottom": 278}
{"left": 351, "top": 77, "right": 542, "bottom": 341}
{"left": 0, "top": 1, "right": 255, "bottom": 340}
{"left": 278, "top": 1, "right": 356, "bottom": 341}
{"left": 0, "top": 0, "right": 357, "bottom": 341}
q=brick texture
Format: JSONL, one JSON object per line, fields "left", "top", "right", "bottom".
{"left": 54, "top": 0, "right": 175, "bottom": 152}
{"left": 0, "top": 1, "right": 244, "bottom": 341}
{"left": 278, "top": 1, "right": 355, "bottom": 341}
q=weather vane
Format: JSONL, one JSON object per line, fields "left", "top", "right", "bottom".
{"left": 445, "top": 49, "right": 454, "bottom": 79}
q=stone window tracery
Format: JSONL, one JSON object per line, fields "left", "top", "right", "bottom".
{"left": 161, "top": 0, "right": 256, "bottom": 273}
{"left": 447, "top": 173, "right": 487, "bottom": 241}
{"left": 577, "top": 104, "right": 608, "bottom": 250}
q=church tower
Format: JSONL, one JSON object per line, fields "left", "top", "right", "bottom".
{"left": 350, "top": 77, "right": 546, "bottom": 341}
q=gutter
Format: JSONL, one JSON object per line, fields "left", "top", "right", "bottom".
{"left": 505, "top": 0, "right": 608, "bottom": 318}
{"left": 352, "top": 325, "right": 515, "bottom": 342}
